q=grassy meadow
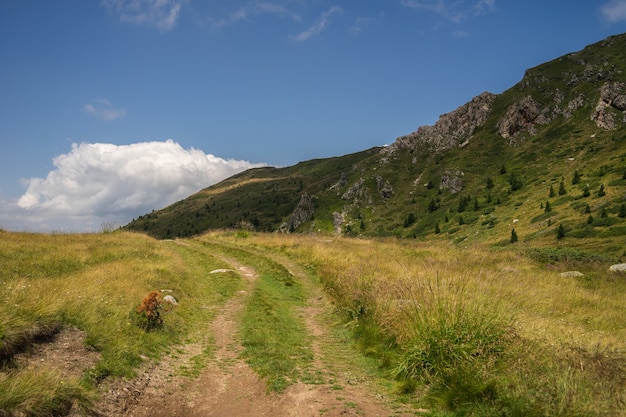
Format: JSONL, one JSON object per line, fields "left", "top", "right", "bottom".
{"left": 208, "top": 231, "right": 626, "bottom": 416}
{"left": 1, "top": 228, "right": 626, "bottom": 416}
{"left": 0, "top": 230, "right": 242, "bottom": 416}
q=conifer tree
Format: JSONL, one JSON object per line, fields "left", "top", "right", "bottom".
{"left": 558, "top": 180, "right": 567, "bottom": 195}
{"left": 511, "top": 229, "right": 518, "bottom": 243}
{"left": 557, "top": 224, "right": 565, "bottom": 239}
{"left": 545, "top": 201, "right": 552, "bottom": 213}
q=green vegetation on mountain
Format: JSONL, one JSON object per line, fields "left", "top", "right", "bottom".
{"left": 125, "top": 34, "right": 626, "bottom": 262}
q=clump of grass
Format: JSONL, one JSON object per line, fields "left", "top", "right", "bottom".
{"left": 0, "top": 369, "right": 96, "bottom": 416}
{"left": 387, "top": 276, "right": 512, "bottom": 401}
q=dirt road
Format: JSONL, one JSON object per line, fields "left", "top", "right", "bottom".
{"left": 93, "top": 243, "right": 419, "bottom": 417}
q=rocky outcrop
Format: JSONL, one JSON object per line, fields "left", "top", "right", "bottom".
{"left": 592, "top": 81, "right": 626, "bottom": 129}
{"left": 279, "top": 193, "right": 314, "bottom": 232}
{"left": 439, "top": 169, "right": 464, "bottom": 194}
{"left": 383, "top": 91, "right": 496, "bottom": 155}
{"left": 342, "top": 178, "right": 373, "bottom": 204}
{"left": 497, "top": 95, "right": 551, "bottom": 140}
{"left": 375, "top": 175, "right": 393, "bottom": 199}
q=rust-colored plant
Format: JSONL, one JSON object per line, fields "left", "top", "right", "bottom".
{"left": 136, "top": 290, "right": 163, "bottom": 330}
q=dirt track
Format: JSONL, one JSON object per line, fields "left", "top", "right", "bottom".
{"left": 89, "top": 246, "right": 422, "bottom": 416}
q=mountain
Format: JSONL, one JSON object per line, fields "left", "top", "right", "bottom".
{"left": 124, "top": 33, "right": 626, "bottom": 260}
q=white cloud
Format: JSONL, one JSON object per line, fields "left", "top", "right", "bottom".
{"left": 102, "top": 0, "right": 183, "bottom": 31}
{"left": 292, "top": 5, "right": 342, "bottom": 42}
{"left": 83, "top": 99, "right": 126, "bottom": 121}
{"left": 600, "top": 0, "right": 626, "bottom": 22}
{"left": 209, "top": 2, "right": 301, "bottom": 28}
{"left": 1, "top": 140, "right": 266, "bottom": 232}
{"left": 400, "top": 0, "right": 495, "bottom": 23}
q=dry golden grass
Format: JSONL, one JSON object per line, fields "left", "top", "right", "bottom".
{"left": 210, "top": 231, "right": 626, "bottom": 415}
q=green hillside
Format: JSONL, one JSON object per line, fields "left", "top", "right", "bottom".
{"left": 124, "top": 33, "right": 626, "bottom": 260}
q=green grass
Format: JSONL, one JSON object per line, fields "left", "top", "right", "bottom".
{"left": 0, "top": 230, "right": 241, "bottom": 415}
{"left": 227, "top": 232, "right": 626, "bottom": 416}
{"left": 195, "top": 239, "right": 314, "bottom": 392}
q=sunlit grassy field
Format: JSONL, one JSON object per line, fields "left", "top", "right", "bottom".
{"left": 209, "top": 231, "right": 626, "bottom": 416}
{"left": 2, "top": 228, "right": 625, "bottom": 416}
{"left": 0, "top": 230, "right": 241, "bottom": 416}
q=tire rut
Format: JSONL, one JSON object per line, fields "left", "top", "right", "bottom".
{"left": 94, "top": 242, "right": 421, "bottom": 416}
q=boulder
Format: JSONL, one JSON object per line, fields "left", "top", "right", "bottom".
{"left": 609, "top": 263, "right": 626, "bottom": 272}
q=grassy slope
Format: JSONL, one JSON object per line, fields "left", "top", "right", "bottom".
{"left": 212, "top": 231, "right": 626, "bottom": 417}
{"left": 123, "top": 34, "right": 626, "bottom": 262}
{"left": 0, "top": 230, "right": 242, "bottom": 415}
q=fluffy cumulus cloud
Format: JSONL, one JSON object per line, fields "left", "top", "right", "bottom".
{"left": 4, "top": 140, "right": 265, "bottom": 232}
{"left": 102, "top": 0, "right": 183, "bottom": 30}
{"left": 601, "top": 0, "right": 626, "bottom": 22}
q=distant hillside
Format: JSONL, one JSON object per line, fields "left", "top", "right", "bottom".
{"left": 124, "top": 33, "right": 626, "bottom": 260}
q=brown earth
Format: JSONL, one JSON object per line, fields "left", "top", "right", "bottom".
{"left": 23, "top": 251, "right": 425, "bottom": 416}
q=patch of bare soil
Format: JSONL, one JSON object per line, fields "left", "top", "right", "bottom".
{"left": 92, "top": 253, "right": 423, "bottom": 416}
{"left": 13, "top": 326, "right": 101, "bottom": 381}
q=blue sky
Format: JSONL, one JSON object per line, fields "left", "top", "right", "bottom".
{"left": 1, "top": 0, "right": 626, "bottom": 232}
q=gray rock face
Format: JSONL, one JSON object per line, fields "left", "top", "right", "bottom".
{"left": 383, "top": 91, "right": 496, "bottom": 155}
{"left": 440, "top": 169, "right": 464, "bottom": 194}
{"left": 375, "top": 175, "right": 393, "bottom": 199}
{"left": 592, "top": 81, "right": 626, "bottom": 129}
{"left": 497, "top": 95, "right": 548, "bottom": 140}
{"left": 280, "top": 193, "right": 315, "bottom": 232}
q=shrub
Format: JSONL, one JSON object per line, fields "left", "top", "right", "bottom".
{"left": 511, "top": 229, "right": 518, "bottom": 243}
{"left": 134, "top": 290, "right": 164, "bottom": 331}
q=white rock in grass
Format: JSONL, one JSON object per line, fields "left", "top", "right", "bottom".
{"left": 560, "top": 271, "right": 584, "bottom": 278}
{"left": 210, "top": 269, "right": 235, "bottom": 274}
{"left": 609, "top": 263, "right": 626, "bottom": 272}
{"left": 163, "top": 295, "right": 178, "bottom": 305}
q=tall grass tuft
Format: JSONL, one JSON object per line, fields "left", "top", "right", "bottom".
{"left": 386, "top": 275, "right": 512, "bottom": 403}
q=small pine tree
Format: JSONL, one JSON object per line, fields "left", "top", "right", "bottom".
{"left": 549, "top": 184, "right": 556, "bottom": 198}
{"left": 584, "top": 203, "right": 591, "bottom": 214}
{"left": 619, "top": 204, "right": 626, "bottom": 218}
{"left": 511, "top": 229, "right": 518, "bottom": 243}
{"left": 545, "top": 201, "right": 552, "bottom": 213}
{"left": 598, "top": 184, "right": 606, "bottom": 197}
{"left": 459, "top": 215, "right": 465, "bottom": 225}
{"left": 428, "top": 198, "right": 438, "bottom": 212}
{"left": 572, "top": 170, "right": 581, "bottom": 185}
{"left": 434, "top": 222, "right": 441, "bottom": 234}
{"left": 558, "top": 180, "right": 567, "bottom": 195}
{"left": 486, "top": 177, "right": 494, "bottom": 189}
{"left": 587, "top": 215, "right": 594, "bottom": 224}
{"left": 601, "top": 207, "right": 608, "bottom": 218}
{"left": 557, "top": 224, "right": 565, "bottom": 240}
{"left": 473, "top": 198, "right": 479, "bottom": 211}
{"left": 583, "top": 185, "right": 590, "bottom": 197}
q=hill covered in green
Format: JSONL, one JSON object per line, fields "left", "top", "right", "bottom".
{"left": 124, "top": 33, "right": 626, "bottom": 260}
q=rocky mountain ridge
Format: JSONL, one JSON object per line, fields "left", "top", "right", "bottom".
{"left": 124, "top": 33, "right": 626, "bottom": 260}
